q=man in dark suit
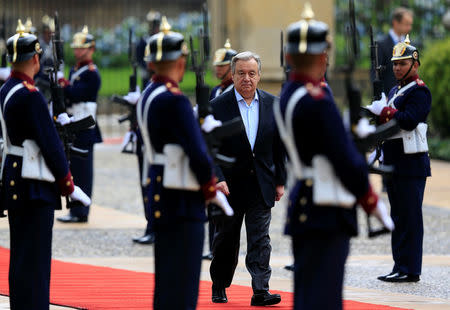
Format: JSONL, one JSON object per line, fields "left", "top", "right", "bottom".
{"left": 375, "top": 7, "right": 413, "bottom": 94}
{"left": 209, "top": 51, "right": 286, "bottom": 306}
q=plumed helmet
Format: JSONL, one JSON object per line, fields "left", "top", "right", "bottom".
{"left": 7, "top": 19, "right": 42, "bottom": 63}
{"left": 70, "top": 25, "right": 95, "bottom": 48}
{"left": 24, "top": 18, "right": 37, "bottom": 35}
{"left": 144, "top": 16, "right": 188, "bottom": 63}
{"left": 286, "top": 2, "right": 330, "bottom": 55}
{"left": 213, "top": 39, "right": 237, "bottom": 66}
{"left": 391, "top": 35, "right": 420, "bottom": 64}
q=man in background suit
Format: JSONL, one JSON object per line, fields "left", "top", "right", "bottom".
{"left": 375, "top": 7, "right": 414, "bottom": 94}
{"left": 209, "top": 51, "right": 286, "bottom": 306}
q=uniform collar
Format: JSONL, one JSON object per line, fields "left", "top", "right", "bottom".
{"left": 220, "top": 78, "right": 233, "bottom": 89}
{"left": 151, "top": 75, "right": 179, "bottom": 88}
{"left": 289, "top": 72, "right": 321, "bottom": 86}
{"left": 76, "top": 59, "right": 93, "bottom": 70}
{"left": 400, "top": 74, "right": 419, "bottom": 86}
{"left": 11, "top": 70, "right": 35, "bottom": 85}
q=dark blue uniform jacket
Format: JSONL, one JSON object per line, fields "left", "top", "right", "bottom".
{"left": 64, "top": 60, "right": 102, "bottom": 147}
{"left": 138, "top": 75, "right": 214, "bottom": 229}
{"left": 382, "top": 75, "right": 431, "bottom": 177}
{"left": 0, "top": 71, "right": 70, "bottom": 211}
{"left": 278, "top": 74, "right": 371, "bottom": 236}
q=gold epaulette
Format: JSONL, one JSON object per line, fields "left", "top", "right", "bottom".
{"left": 305, "top": 82, "right": 324, "bottom": 100}
{"left": 166, "top": 82, "right": 182, "bottom": 95}
{"left": 22, "top": 81, "right": 37, "bottom": 92}
{"left": 416, "top": 78, "right": 425, "bottom": 86}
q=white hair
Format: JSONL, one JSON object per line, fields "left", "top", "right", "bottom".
{"left": 231, "top": 51, "right": 261, "bottom": 75}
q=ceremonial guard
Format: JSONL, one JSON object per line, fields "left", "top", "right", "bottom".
{"left": 136, "top": 17, "right": 229, "bottom": 310}
{"left": 209, "top": 39, "right": 237, "bottom": 100}
{"left": 57, "top": 26, "right": 102, "bottom": 223}
{"left": 366, "top": 35, "right": 431, "bottom": 283}
{"left": 136, "top": 11, "right": 161, "bottom": 88}
{"left": 0, "top": 20, "right": 89, "bottom": 309}
{"left": 276, "top": 5, "right": 393, "bottom": 309}
{"left": 35, "top": 15, "right": 59, "bottom": 102}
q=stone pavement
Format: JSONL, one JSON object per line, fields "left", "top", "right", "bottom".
{"left": 0, "top": 117, "right": 448, "bottom": 309}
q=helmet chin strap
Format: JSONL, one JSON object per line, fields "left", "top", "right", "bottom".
{"left": 398, "top": 59, "right": 415, "bottom": 84}
{"left": 220, "top": 66, "right": 231, "bottom": 81}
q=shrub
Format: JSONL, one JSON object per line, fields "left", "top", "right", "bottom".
{"left": 420, "top": 38, "right": 450, "bottom": 138}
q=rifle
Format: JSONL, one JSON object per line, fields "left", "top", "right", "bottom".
{"left": 190, "top": 3, "right": 242, "bottom": 217}
{"left": 48, "top": 12, "right": 95, "bottom": 160}
{"left": 111, "top": 27, "right": 139, "bottom": 154}
{"left": 0, "top": 11, "right": 6, "bottom": 68}
{"left": 280, "top": 30, "right": 290, "bottom": 82}
{"left": 344, "top": 0, "right": 399, "bottom": 238}
{"left": 0, "top": 11, "right": 7, "bottom": 88}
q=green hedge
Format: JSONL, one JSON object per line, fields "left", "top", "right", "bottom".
{"left": 428, "top": 137, "right": 450, "bottom": 161}
{"left": 420, "top": 38, "right": 450, "bottom": 138}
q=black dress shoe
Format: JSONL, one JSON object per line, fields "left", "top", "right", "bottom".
{"left": 132, "top": 234, "right": 155, "bottom": 245}
{"left": 377, "top": 271, "right": 396, "bottom": 281}
{"left": 251, "top": 291, "right": 281, "bottom": 306}
{"left": 202, "top": 252, "right": 213, "bottom": 260}
{"left": 284, "top": 264, "right": 294, "bottom": 271}
{"left": 212, "top": 287, "right": 227, "bottom": 303}
{"left": 57, "top": 214, "right": 88, "bottom": 223}
{"left": 378, "top": 271, "right": 420, "bottom": 283}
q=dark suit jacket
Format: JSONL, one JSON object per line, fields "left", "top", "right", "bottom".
{"left": 210, "top": 88, "right": 286, "bottom": 208}
{"left": 374, "top": 34, "right": 396, "bottom": 95}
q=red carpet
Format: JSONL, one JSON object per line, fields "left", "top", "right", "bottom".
{"left": 0, "top": 247, "right": 409, "bottom": 309}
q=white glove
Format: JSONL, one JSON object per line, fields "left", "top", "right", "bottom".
{"left": 57, "top": 71, "right": 65, "bottom": 80}
{"left": 123, "top": 85, "right": 141, "bottom": 105}
{"left": 0, "top": 67, "right": 11, "bottom": 81}
{"left": 365, "top": 92, "right": 387, "bottom": 116}
{"left": 209, "top": 191, "right": 234, "bottom": 216}
{"left": 69, "top": 185, "right": 91, "bottom": 207}
{"left": 354, "top": 118, "right": 376, "bottom": 138}
{"left": 371, "top": 199, "right": 394, "bottom": 231}
{"left": 201, "top": 114, "right": 223, "bottom": 133}
{"left": 120, "top": 130, "right": 137, "bottom": 149}
{"left": 56, "top": 112, "right": 73, "bottom": 126}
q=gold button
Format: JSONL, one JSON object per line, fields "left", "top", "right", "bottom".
{"left": 368, "top": 197, "right": 375, "bottom": 204}
{"left": 12, "top": 194, "right": 17, "bottom": 200}
{"left": 146, "top": 178, "right": 151, "bottom": 185}
{"left": 144, "top": 197, "right": 148, "bottom": 203}
{"left": 385, "top": 118, "right": 389, "bottom": 122}
{"left": 387, "top": 111, "right": 391, "bottom": 115}
{"left": 156, "top": 176, "right": 162, "bottom": 183}
{"left": 154, "top": 210, "right": 161, "bottom": 218}
{"left": 71, "top": 176, "right": 74, "bottom": 180}
{"left": 10, "top": 180, "right": 15, "bottom": 186}
{"left": 299, "top": 214, "right": 307, "bottom": 223}
{"left": 66, "top": 181, "right": 71, "bottom": 186}
{"left": 154, "top": 194, "right": 160, "bottom": 202}
{"left": 300, "top": 197, "right": 307, "bottom": 206}
{"left": 209, "top": 186, "right": 215, "bottom": 192}
{"left": 305, "top": 179, "right": 313, "bottom": 187}
{"left": 13, "top": 162, "right": 17, "bottom": 168}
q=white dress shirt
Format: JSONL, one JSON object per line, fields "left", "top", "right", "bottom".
{"left": 235, "top": 88, "right": 259, "bottom": 150}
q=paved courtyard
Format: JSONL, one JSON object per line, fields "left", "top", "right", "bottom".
{"left": 0, "top": 116, "right": 448, "bottom": 309}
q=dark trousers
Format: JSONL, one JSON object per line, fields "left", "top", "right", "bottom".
{"left": 207, "top": 220, "right": 215, "bottom": 252}
{"left": 137, "top": 145, "right": 152, "bottom": 235}
{"left": 154, "top": 221, "right": 204, "bottom": 310}
{"left": 210, "top": 190, "right": 272, "bottom": 292}
{"left": 69, "top": 145, "right": 94, "bottom": 217}
{"left": 8, "top": 203, "right": 54, "bottom": 310}
{"left": 386, "top": 175, "right": 426, "bottom": 275}
{"left": 293, "top": 232, "right": 350, "bottom": 310}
